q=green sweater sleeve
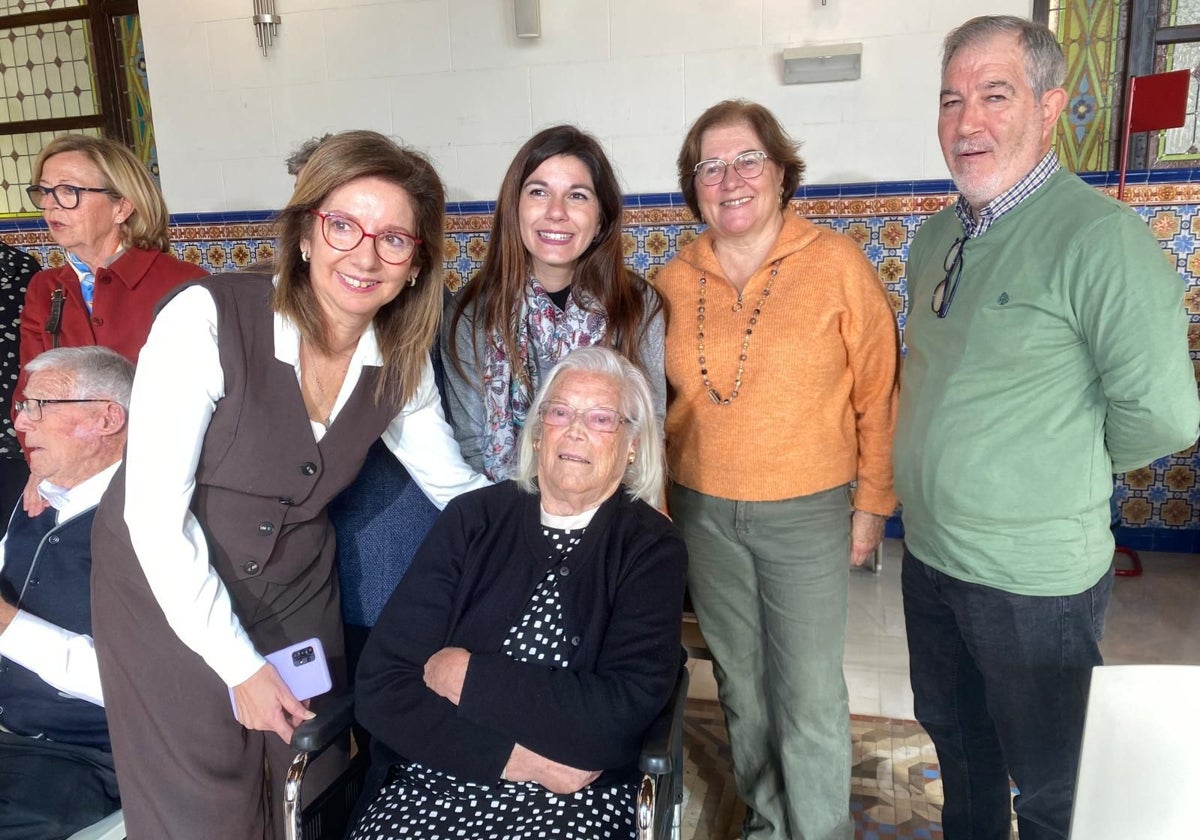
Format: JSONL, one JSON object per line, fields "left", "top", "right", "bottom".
{"left": 1068, "top": 209, "right": 1200, "bottom": 472}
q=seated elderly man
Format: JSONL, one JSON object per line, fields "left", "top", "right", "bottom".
{"left": 0, "top": 346, "right": 132, "bottom": 839}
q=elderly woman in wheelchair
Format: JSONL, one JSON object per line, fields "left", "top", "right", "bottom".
{"left": 348, "top": 346, "right": 686, "bottom": 840}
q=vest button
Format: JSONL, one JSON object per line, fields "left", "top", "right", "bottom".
{"left": 278, "top": 497, "right": 294, "bottom": 506}
{"left": 47, "top": 535, "right": 60, "bottom": 544}
{"left": 258, "top": 521, "right": 274, "bottom": 535}
{"left": 99, "top": 275, "right": 112, "bottom": 284}
{"left": 243, "top": 560, "right": 260, "bottom": 575}
{"left": 301, "top": 462, "right": 317, "bottom": 476}
{"left": 29, "top": 577, "right": 39, "bottom": 586}
{"left": 558, "top": 565, "right": 570, "bottom": 577}
{"left": 570, "top": 636, "right": 581, "bottom": 646}
{"left": 91, "top": 316, "right": 104, "bottom": 326}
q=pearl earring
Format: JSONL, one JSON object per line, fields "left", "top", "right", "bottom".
{"left": 628, "top": 451, "right": 636, "bottom": 464}
{"left": 301, "top": 250, "right": 310, "bottom": 263}
{"left": 408, "top": 274, "right": 417, "bottom": 287}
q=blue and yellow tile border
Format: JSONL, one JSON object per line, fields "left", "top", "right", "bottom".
{"left": 4, "top": 173, "right": 1200, "bottom": 551}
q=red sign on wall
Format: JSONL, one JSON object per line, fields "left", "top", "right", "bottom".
{"left": 1128, "top": 69, "right": 1191, "bottom": 133}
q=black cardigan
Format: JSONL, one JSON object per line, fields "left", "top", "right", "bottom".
{"left": 355, "top": 481, "right": 687, "bottom": 785}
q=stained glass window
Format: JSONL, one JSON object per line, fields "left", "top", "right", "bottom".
{"left": 1051, "top": 0, "right": 1128, "bottom": 172}
{"left": 0, "top": 1, "right": 155, "bottom": 216}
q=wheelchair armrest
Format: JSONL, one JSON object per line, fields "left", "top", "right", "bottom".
{"left": 638, "top": 664, "right": 689, "bottom": 777}
{"left": 290, "top": 691, "right": 356, "bottom": 753}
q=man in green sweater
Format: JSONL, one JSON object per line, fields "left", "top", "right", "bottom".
{"left": 895, "top": 15, "right": 1200, "bottom": 840}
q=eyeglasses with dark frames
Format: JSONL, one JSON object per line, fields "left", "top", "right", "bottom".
{"left": 538, "top": 401, "right": 629, "bottom": 434}
{"left": 309, "top": 210, "right": 422, "bottom": 265}
{"left": 26, "top": 184, "right": 117, "bottom": 210}
{"left": 692, "top": 151, "right": 770, "bottom": 186}
{"left": 931, "top": 237, "right": 966, "bottom": 318}
{"left": 14, "top": 398, "right": 111, "bottom": 422}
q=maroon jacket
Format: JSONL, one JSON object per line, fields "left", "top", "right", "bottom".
{"left": 16, "top": 245, "right": 206, "bottom": 445}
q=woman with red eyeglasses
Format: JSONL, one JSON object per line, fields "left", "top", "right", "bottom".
{"left": 89, "top": 131, "right": 487, "bottom": 840}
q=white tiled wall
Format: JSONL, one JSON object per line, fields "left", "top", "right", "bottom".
{"left": 140, "top": 0, "right": 1032, "bottom": 212}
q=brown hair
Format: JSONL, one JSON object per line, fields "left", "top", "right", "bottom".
{"left": 273, "top": 130, "right": 445, "bottom": 409}
{"left": 448, "top": 124, "right": 659, "bottom": 390}
{"left": 33, "top": 134, "right": 171, "bottom": 253}
{"left": 676, "top": 99, "right": 806, "bottom": 220}
{"left": 285, "top": 133, "right": 334, "bottom": 177}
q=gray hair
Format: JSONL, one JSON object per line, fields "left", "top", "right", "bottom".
{"left": 515, "top": 346, "right": 664, "bottom": 505}
{"left": 285, "top": 133, "right": 334, "bottom": 177}
{"left": 25, "top": 346, "right": 134, "bottom": 409}
{"left": 942, "top": 15, "right": 1066, "bottom": 97}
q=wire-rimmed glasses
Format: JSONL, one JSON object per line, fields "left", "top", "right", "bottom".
{"left": 931, "top": 238, "right": 966, "bottom": 318}
{"left": 538, "top": 401, "right": 629, "bottom": 434}
{"left": 309, "top": 210, "right": 422, "bottom": 265}
{"left": 14, "top": 398, "right": 111, "bottom": 421}
{"left": 26, "top": 184, "right": 116, "bottom": 210}
{"left": 692, "top": 151, "right": 770, "bottom": 186}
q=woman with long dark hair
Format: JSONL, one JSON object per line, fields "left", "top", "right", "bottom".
{"left": 443, "top": 125, "right": 664, "bottom": 481}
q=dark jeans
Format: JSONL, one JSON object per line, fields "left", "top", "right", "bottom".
{"left": 901, "top": 547, "right": 1112, "bottom": 840}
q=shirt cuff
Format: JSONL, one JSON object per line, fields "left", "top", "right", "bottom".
{"left": 209, "top": 631, "right": 270, "bottom": 688}
{"left": 0, "top": 610, "right": 104, "bottom": 706}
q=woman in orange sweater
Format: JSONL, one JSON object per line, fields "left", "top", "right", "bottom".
{"left": 658, "top": 100, "right": 899, "bottom": 840}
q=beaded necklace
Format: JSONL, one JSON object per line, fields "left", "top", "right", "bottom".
{"left": 697, "top": 259, "right": 781, "bottom": 405}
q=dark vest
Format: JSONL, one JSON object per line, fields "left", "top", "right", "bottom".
{"left": 0, "top": 505, "right": 109, "bottom": 749}
{"left": 94, "top": 273, "right": 398, "bottom": 648}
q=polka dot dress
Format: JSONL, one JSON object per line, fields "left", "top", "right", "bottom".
{"left": 0, "top": 242, "right": 39, "bottom": 459}
{"left": 500, "top": 526, "right": 581, "bottom": 669}
{"left": 353, "top": 525, "right": 638, "bottom": 840}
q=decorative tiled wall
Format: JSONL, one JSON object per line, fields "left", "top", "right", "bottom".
{"left": 3, "top": 174, "right": 1199, "bottom": 551}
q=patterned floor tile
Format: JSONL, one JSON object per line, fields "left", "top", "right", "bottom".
{"left": 681, "top": 700, "right": 1005, "bottom": 840}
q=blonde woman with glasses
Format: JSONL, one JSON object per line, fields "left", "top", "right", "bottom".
{"left": 20, "top": 135, "right": 205, "bottom": 396}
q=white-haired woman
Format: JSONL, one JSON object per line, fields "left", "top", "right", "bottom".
{"left": 350, "top": 346, "right": 686, "bottom": 839}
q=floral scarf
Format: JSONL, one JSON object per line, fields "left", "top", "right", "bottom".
{"left": 481, "top": 277, "right": 606, "bottom": 480}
